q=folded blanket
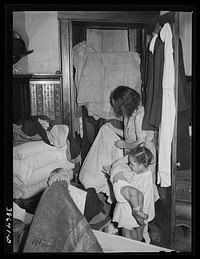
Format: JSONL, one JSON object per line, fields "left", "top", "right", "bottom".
{"left": 23, "top": 181, "right": 103, "bottom": 253}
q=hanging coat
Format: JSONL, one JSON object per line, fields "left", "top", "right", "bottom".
{"left": 142, "top": 33, "right": 164, "bottom": 130}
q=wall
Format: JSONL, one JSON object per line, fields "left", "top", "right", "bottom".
{"left": 13, "top": 12, "right": 28, "bottom": 73}
{"left": 13, "top": 11, "right": 60, "bottom": 74}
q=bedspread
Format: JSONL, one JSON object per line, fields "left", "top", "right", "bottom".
{"left": 23, "top": 181, "right": 103, "bottom": 253}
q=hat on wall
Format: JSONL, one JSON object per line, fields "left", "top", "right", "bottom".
{"left": 13, "top": 25, "right": 34, "bottom": 64}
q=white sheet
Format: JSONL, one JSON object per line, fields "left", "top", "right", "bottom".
{"left": 76, "top": 49, "right": 141, "bottom": 120}
{"left": 92, "top": 230, "right": 174, "bottom": 253}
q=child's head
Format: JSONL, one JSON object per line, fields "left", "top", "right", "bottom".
{"left": 128, "top": 143, "right": 154, "bottom": 173}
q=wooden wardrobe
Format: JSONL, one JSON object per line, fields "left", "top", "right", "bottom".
{"left": 57, "top": 11, "right": 189, "bottom": 249}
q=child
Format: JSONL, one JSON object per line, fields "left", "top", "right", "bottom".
{"left": 104, "top": 143, "right": 155, "bottom": 241}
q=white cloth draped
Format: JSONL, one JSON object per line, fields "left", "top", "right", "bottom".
{"left": 78, "top": 123, "right": 123, "bottom": 201}
{"left": 73, "top": 41, "right": 141, "bottom": 120}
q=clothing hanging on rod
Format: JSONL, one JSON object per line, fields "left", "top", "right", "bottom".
{"left": 142, "top": 31, "right": 164, "bottom": 131}
{"left": 157, "top": 23, "right": 176, "bottom": 187}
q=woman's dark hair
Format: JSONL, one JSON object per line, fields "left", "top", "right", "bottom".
{"left": 128, "top": 143, "right": 154, "bottom": 168}
{"left": 110, "top": 85, "right": 141, "bottom": 118}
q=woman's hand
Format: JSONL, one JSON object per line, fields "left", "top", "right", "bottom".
{"left": 114, "top": 140, "right": 125, "bottom": 149}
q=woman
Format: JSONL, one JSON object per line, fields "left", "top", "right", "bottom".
{"left": 79, "top": 85, "right": 159, "bottom": 203}
{"left": 109, "top": 85, "right": 158, "bottom": 187}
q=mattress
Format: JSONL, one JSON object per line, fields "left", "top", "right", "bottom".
{"left": 13, "top": 141, "right": 74, "bottom": 199}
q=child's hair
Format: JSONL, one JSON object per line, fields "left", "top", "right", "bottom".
{"left": 128, "top": 143, "right": 154, "bottom": 168}
{"left": 110, "top": 85, "right": 141, "bottom": 118}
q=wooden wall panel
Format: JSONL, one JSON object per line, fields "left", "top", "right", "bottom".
{"left": 30, "top": 80, "right": 62, "bottom": 123}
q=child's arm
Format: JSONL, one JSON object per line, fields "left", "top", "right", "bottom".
{"left": 113, "top": 171, "right": 127, "bottom": 183}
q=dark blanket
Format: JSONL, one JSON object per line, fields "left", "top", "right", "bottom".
{"left": 23, "top": 181, "right": 103, "bottom": 253}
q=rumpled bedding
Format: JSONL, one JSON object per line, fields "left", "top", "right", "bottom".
{"left": 23, "top": 181, "right": 103, "bottom": 253}
{"left": 13, "top": 141, "right": 74, "bottom": 199}
{"left": 73, "top": 41, "right": 141, "bottom": 120}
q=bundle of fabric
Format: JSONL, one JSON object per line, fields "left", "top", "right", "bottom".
{"left": 13, "top": 138, "right": 75, "bottom": 200}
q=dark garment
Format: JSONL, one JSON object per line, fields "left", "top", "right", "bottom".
{"left": 67, "top": 131, "right": 81, "bottom": 159}
{"left": 142, "top": 36, "right": 189, "bottom": 131}
{"left": 142, "top": 36, "right": 164, "bottom": 130}
{"left": 84, "top": 188, "right": 104, "bottom": 222}
{"left": 21, "top": 115, "right": 53, "bottom": 145}
{"left": 178, "top": 38, "right": 189, "bottom": 112}
{"left": 23, "top": 181, "right": 103, "bottom": 253}
{"left": 70, "top": 182, "right": 105, "bottom": 222}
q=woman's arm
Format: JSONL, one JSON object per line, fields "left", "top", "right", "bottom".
{"left": 115, "top": 137, "right": 146, "bottom": 150}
